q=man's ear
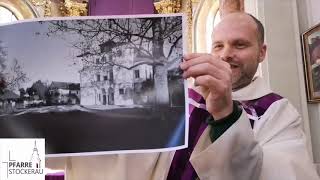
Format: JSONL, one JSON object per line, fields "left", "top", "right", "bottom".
{"left": 258, "top": 44, "right": 267, "bottom": 63}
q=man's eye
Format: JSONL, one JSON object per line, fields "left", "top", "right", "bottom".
{"left": 213, "top": 44, "right": 223, "bottom": 50}
{"left": 235, "top": 43, "right": 246, "bottom": 49}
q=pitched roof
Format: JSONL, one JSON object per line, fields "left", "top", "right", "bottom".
{"left": 50, "top": 82, "right": 80, "bottom": 90}
{"left": 50, "top": 82, "right": 69, "bottom": 89}
{"left": 76, "top": 52, "right": 93, "bottom": 58}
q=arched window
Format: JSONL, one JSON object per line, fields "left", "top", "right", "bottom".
{"left": 0, "top": 1, "right": 38, "bottom": 24}
{"left": 193, "top": 0, "right": 219, "bottom": 53}
{"left": 205, "top": 10, "right": 221, "bottom": 52}
{"left": 0, "top": 6, "right": 17, "bottom": 24}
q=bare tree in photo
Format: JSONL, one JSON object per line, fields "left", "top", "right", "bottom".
{"left": 0, "top": 41, "right": 28, "bottom": 93}
{"left": 0, "top": 41, "right": 7, "bottom": 93}
{"left": 5, "top": 58, "right": 28, "bottom": 90}
{"left": 45, "top": 17, "right": 183, "bottom": 105}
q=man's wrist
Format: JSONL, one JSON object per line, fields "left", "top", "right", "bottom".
{"left": 211, "top": 101, "right": 234, "bottom": 120}
{"left": 207, "top": 101, "right": 242, "bottom": 125}
{"left": 206, "top": 101, "right": 243, "bottom": 142}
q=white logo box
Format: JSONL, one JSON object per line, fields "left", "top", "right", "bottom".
{"left": 0, "top": 138, "right": 45, "bottom": 180}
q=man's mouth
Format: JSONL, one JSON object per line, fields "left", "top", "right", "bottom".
{"left": 229, "top": 64, "right": 239, "bottom": 69}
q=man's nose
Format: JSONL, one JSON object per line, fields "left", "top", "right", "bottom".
{"left": 220, "top": 46, "right": 234, "bottom": 62}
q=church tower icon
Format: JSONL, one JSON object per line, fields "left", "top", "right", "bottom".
{"left": 30, "top": 140, "right": 41, "bottom": 168}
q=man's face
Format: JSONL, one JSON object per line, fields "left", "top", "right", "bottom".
{"left": 211, "top": 15, "right": 266, "bottom": 90}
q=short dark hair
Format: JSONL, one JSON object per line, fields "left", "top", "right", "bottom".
{"left": 247, "top": 13, "right": 265, "bottom": 45}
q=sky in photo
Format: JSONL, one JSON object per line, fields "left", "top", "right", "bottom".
{"left": 0, "top": 20, "right": 82, "bottom": 91}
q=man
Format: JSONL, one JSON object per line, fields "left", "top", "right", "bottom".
{"left": 46, "top": 12, "right": 320, "bottom": 180}
{"left": 166, "top": 12, "right": 320, "bottom": 180}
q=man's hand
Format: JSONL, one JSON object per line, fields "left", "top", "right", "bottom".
{"left": 180, "top": 53, "right": 233, "bottom": 120}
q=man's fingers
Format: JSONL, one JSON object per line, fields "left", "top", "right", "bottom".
{"left": 181, "top": 53, "right": 230, "bottom": 73}
{"left": 194, "top": 75, "right": 228, "bottom": 95}
{"left": 183, "top": 62, "right": 232, "bottom": 85}
{"left": 183, "top": 53, "right": 209, "bottom": 60}
{"left": 183, "top": 63, "right": 223, "bottom": 79}
{"left": 181, "top": 54, "right": 212, "bottom": 70}
{"left": 194, "top": 75, "right": 232, "bottom": 97}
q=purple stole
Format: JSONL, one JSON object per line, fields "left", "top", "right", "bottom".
{"left": 167, "top": 89, "right": 283, "bottom": 180}
{"left": 88, "top": 0, "right": 154, "bottom": 15}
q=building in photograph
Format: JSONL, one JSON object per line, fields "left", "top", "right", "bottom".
{"left": 78, "top": 39, "right": 183, "bottom": 107}
{"left": 79, "top": 41, "right": 154, "bottom": 106}
{"left": 47, "top": 81, "right": 80, "bottom": 105}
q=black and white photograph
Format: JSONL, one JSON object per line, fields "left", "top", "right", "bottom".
{"left": 0, "top": 14, "right": 187, "bottom": 156}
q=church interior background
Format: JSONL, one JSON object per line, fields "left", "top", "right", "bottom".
{"left": 1, "top": 0, "right": 320, "bottom": 178}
